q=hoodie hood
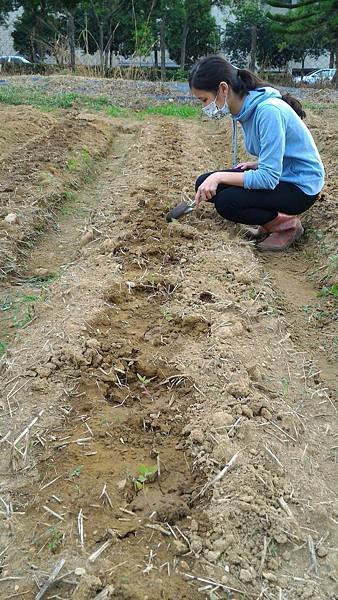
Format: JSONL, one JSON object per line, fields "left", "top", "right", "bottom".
{"left": 233, "top": 87, "right": 282, "bottom": 123}
{"left": 229, "top": 87, "right": 282, "bottom": 166}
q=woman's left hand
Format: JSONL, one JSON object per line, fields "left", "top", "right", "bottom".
{"left": 195, "top": 172, "right": 222, "bottom": 206}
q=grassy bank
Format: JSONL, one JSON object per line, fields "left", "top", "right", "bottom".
{"left": 0, "top": 85, "right": 200, "bottom": 119}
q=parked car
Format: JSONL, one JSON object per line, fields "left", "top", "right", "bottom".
{"left": 0, "top": 55, "right": 32, "bottom": 65}
{"left": 294, "top": 68, "right": 336, "bottom": 85}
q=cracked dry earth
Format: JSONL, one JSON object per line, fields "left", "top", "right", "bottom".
{"left": 0, "top": 108, "right": 337, "bottom": 600}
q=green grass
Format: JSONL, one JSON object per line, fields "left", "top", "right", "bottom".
{"left": 0, "top": 276, "right": 58, "bottom": 356}
{"left": 0, "top": 85, "right": 199, "bottom": 119}
{"left": 1, "top": 293, "right": 38, "bottom": 329}
{"left": 1, "top": 84, "right": 337, "bottom": 120}
{"left": 318, "top": 283, "right": 338, "bottom": 298}
{"left": 303, "top": 101, "right": 338, "bottom": 112}
{"left": 66, "top": 149, "right": 92, "bottom": 172}
{"left": 0, "top": 340, "right": 8, "bottom": 357}
{"left": 140, "top": 103, "right": 200, "bottom": 119}
{"left": 106, "top": 104, "right": 129, "bottom": 117}
{"left": 0, "top": 86, "right": 117, "bottom": 112}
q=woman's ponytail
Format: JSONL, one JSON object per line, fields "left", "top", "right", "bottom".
{"left": 281, "top": 92, "right": 306, "bottom": 120}
{"left": 237, "top": 68, "right": 265, "bottom": 91}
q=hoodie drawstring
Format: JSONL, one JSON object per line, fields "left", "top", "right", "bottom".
{"left": 232, "top": 119, "right": 237, "bottom": 167}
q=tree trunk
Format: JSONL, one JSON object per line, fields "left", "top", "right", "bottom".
{"left": 30, "top": 31, "right": 36, "bottom": 63}
{"left": 99, "top": 22, "right": 104, "bottom": 75}
{"left": 84, "top": 13, "right": 89, "bottom": 56}
{"left": 334, "top": 36, "right": 338, "bottom": 90}
{"left": 329, "top": 47, "right": 334, "bottom": 68}
{"left": 180, "top": 20, "right": 189, "bottom": 70}
{"left": 160, "top": 18, "right": 166, "bottom": 83}
{"left": 249, "top": 24, "right": 257, "bottom": 72}
{"left": 301, "top": 54, "right": 305, "bottom": 79}
{"left": 67, "top": 13, "right": 76, "bottom": 70}
{"left": 154, "top": 43, "right": 158, "bottom": 68}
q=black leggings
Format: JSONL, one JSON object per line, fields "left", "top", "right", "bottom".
{"left": 195, "top": 170, "right": 318, "bottom": 226}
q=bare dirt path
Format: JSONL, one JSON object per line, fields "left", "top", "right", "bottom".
{"left": 263, "top": 253, "right": 337, "bottom": 392}
{"left": 0, "top": 111, "right": 337, "bottom": 600}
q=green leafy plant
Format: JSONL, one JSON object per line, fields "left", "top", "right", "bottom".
{"left": 48, "top": 528, "right": 63, "bottom": 553}
{"left": 134, "top": 464, "right": 158, "bottom": 491}
{"left": 281, "top": 378, "right": 289, "bottom": 396}
{"left": 161, "top": 308, "right": 174, "bottom": 322}
{"left": 318, "top": 284, "right": 338, "bottom": 298}
{"left": 64, "top": 188, "right": 77, "bottom": 203}
{"left": 68, "top": 465, "right": 83, "bottom": 479}
{"left": 137, "top": 373, "right": 151, "bottom": 386}
{"left": 13, "top": 305, "right": 34, "bottom": 329}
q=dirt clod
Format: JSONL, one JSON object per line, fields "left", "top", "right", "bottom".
{"left": 4, "top": 212, "right": 19, "bottom": 224}
{"left": 239, "top": 568, "right": 256, "bottom": 583}
{"left": 316, "top": 545, "right": 328, "bottom": 558}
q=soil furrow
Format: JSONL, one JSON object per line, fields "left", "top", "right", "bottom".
{"left": 0, "top": 112, "right": 337, "bottom": 600}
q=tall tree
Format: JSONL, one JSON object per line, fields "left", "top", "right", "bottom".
{"left": 77, "top": 0, "right": 123, "bottom": 71}
{"left": 11, "top": 1, "right": 62, "bottom": 62}
{"left": 266, "top": 0, "right": 338, "bottom": 85}
{"left": 0, "top": 1, "right": 14, "bottom": 27}
{"left": 224, "top": 0, "right": 329, "bottom": 72}
{"left": 165, "top": 0, "right": 222, "bottom": 68}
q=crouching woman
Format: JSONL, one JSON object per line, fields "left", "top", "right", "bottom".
{"left": 190, "top": 56, "right": 325, "bottom": 251}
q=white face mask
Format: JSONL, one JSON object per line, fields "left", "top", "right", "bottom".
{"left": 202, "top": 91, "right": 230, "bottom": 120}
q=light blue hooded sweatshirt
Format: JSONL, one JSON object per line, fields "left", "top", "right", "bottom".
{"left": 232, "top": 87, "right": 325, "bottom": 196}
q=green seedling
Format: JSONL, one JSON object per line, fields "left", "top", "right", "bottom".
{"left": 0, "top": 341, "right": 7, "bottom": 356}
{"left": 281, "top": 378, "right": 289, "bottom": 396}
{"left": 64, "top": 188, "right": 77, "bottom": 203}
{"left": 48, "top": 528, "right": 63, "bottom": 553}
{"left": 269, "top": 541, "right": 279, "bottom": 557}
{"left": 248, "top": 287, "right": 257, "bottom": 300}
{"left": 59, "top": 205, "right": 74, "bottom": 216}
{"left": 13, "top": 305, "right": 34, "bottom": 329}
{"left": 25, "top": 275, "right": 57, "bottom": 286}
{"left": 318, "top": 283, "right": 338, "bottom": 298}
{"left": 134, "top": 464, "right": 158, "bottom": 491}
{"left": 137, "top": 373, "right": 153, "bottom": 397}
{"left": 66, "top": 156, "right": 80, "bottom": 172}
{"left": 333, "top": 336, "right": 338, "bottom": 354}
{"left": 81, "top": 149, "right": 92, "bottom": 164}
{"left": 115, "top": 415, "right": 125, "bottom": 424}
{"left": 137, "top": 373, "right": 151, "bottom": 386}
{"left": 1, "top": 293, "right": 37, "bottom": 330}
{"left": 68, "top": 465, "right": 83, "bottom": 479}
{"left": 161, "top": 308, "right": 174, "bottom": 322}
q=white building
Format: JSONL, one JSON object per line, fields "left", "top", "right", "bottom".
{"left": 0, "top": 11, "right": 19, "bottom": 55}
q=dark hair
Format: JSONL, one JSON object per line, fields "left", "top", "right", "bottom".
{"left": 189, "top": 55, "right": 306, "bottom": 120}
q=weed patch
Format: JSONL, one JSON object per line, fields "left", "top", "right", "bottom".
{"left": 0, "top": 85, "right": 199, "bottom": 120}
{"left": 140, "top": 103, "right": 199, "bottom": 119}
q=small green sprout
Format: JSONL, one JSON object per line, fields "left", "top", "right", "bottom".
{"left": 134, "top": 464, "right": 158, "bottom": 491}
{"left": 137, "top": 373, "right": 151, "bottom": 386}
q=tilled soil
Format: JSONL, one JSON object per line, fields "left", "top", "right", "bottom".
{"left": 0, "top": 103, "right": 337, "bottom": 600}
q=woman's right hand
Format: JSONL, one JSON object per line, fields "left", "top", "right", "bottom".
{"left": 235, "top": 161, "right": 258, "bottom": 171}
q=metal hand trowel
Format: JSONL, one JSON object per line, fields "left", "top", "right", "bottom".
{"left": 165, "top": 193, "right": 196, "bottom": 223}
